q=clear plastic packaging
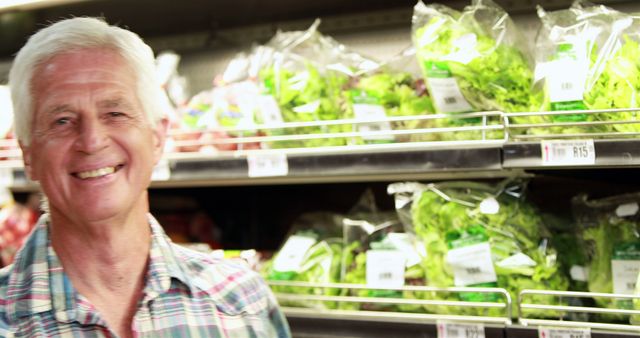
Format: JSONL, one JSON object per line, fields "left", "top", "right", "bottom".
{"left": 388, "top": 179, "right": 568, "bottom": 317}
{"left": 412, "top": 0, "right": 539, "bottom": 114}
{"left": 573, "top": 192, "right": 640, "bottom": 322}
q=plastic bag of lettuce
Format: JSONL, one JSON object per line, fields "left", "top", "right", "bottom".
{"left": 263, "top": 212, "right": 344, "bottom": 310}
{"left": 342, "top": 48, "right": 438, "bottom": 144}
{"left": 338, "top": 213, "right": 427, "bottom": 313}
{"left": 412, "top": 0, "right": 540, "bottom": 116}
{"left": 534, "top": 1, "right": 640, "bottom": 134}
{"left": 573, "top": 192, "right": 640, "bottom": 323}
{"left": 388, "top": 180, "right": 568, "bottom": 317}
{"left": 255, "top": 20, "right": 375, "bottom": 148}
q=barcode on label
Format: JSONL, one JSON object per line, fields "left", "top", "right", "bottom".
{"left": 553, "top": 147, "right": 566, "bottom": 158}
{"left": 561, "top": 82, "right": 573, "bottom": 90}
{"left": 379, "top": 272, "right": 393, "bottom": 280}
{"left": 444, "top": 97, "right": 457, "bottom": 105}
{"left": 466, "top": 267, "right": 481, "bottom": 274}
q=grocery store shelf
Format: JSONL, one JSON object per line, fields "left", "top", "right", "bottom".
{"left": 502, "top": 139, "right": 640, "bottom": 169}
{"left": 162, "top": 141, "right": 506, "bottom": 186}
{"left": 270, "top": 282, "right": 640, "bottom": 338}
{"left": 284, "top": 308, "right": 507, "bottom": 338}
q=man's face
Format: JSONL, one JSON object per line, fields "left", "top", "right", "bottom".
{"left": 22, "top": 48, "right": 166, "bottom": 224}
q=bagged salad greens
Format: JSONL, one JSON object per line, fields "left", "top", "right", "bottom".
{"left": 263, "top": 212, "right": 344, "bottom": 310}
{"left": 534, "top": 1, "right": 640, "bottom": 134}
{"left": 388, "top": 180, "right": 568, "bottom": 317}
{"left": 412, "top": 0, "right": 540, "bottom": 115}
{"left": 338, "top": 212, "right": 427, "bottom": 313}
{"left": 341, "top": 48, "right": 437, "bottom": 144}
{"left": 573, "top": 192, "right": 640, "bottom": 322}
{"left": 256, "top": 20, "right": 372, "bottom": 148}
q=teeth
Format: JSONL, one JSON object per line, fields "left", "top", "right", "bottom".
{"left": 76, "top": 166, "right": 116, "bottom": 179}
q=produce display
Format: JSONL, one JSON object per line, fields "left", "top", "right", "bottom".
{"left": 534, "top": 1, "right": 640, "bottom": 134}
{"left": 573, "top": 193, "right": 640, "bottom": 322}
{"left": 263, "top": 212, "right": 344, "bottom": 309}
{"left": 388, "top": 180, "right": 568, "bottom": 317}
{"left": 412, "top": 0, "right": 540, "bottom": 115}
{"left": 338, "top": 213, "right": 426, "bottom": 312}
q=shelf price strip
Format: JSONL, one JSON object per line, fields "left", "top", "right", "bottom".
{"left": 540, "top": 140, "right": 595, "bottom": 166}
{"left": 538, "top": 327, "right": 590, "bottom": 338}
{"left": 247, "top": 153, "right": 288, "bottom": 178}
{"left": 437, "top": 321, "right": 485, "bottom": 338}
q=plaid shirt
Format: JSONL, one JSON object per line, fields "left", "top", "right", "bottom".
{"left": 0, "top": 214, "right": 291, "bottom": 338}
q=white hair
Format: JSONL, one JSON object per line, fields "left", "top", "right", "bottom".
{"left": 9, "top": 17, "right": 165, "bottom": 146}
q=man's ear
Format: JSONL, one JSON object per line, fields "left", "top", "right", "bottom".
{"left": 18, "top": 141, "right": 37, "bottom": 181}
{"left": 152, "top": 118, "right": 169, "bottom": 165}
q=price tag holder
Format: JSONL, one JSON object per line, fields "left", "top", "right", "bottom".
{"left": 437, "top": 321, "right": 485, "bottom": 338}
{"left": 151, "top": 160, "right": 171, "bottom": 181}
{"left": 247, "top": 153, "right": 288, "bottom": 178}
{"left": 538, "top": 327, "right": 590, "bottom": 338}
{"left": 540, "top": 140, "right": 595, "bottom": 166}
{"left": 0, "top": 168, "right": 14, "bottom": 187}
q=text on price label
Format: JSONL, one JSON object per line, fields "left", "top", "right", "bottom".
{"left": 540, "top": 140, "right": 595, "bottom": 166}
{"left": 437, "top": 321, "right": 485, "bottom": 338}
{"left": 538, "top": 327, "right": 590, "bottom": 338}
{"left": 247, "top": 153, "right": 289, "bottom": 177}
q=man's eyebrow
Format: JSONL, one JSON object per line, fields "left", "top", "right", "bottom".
{"left": 98, "top": 98, "right": 133, "bottom": 109}
{"left": 46, "top": 104, "right": 72, "bottom": 116}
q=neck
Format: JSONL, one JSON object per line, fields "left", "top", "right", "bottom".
{"left": 49, "top": 197, "right": 151, "bottom": 289}
{"left": 48, "top": 198, "right": 152, "bottom": 336}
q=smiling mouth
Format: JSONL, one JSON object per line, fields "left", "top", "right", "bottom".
{"left": 73, "top": 164, "right": 124, "bottom": 180}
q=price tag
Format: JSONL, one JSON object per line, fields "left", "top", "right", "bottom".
{"left": 437, "top": 321, "right": 485, "bottom": 338}
{"left": 353, "top": 103, "right": 393, "bottom": 141}
{"left": 151, "top": 160, "right": 171, "bottom": 181}
{"left": 541, "top": 140, "right": 595, "bottom": 166}
{"left": 257, "top": 95, "right": 283, "bottom": 126}
{"left": 446, "top": 242, "right": 497, "bottom": 286}
{"left": 366, "top": 250, "right": 406, "bottom": 288}
{"left": 538, "top": 327, "right": 590, "bottom": 338}
{"left": 273, "top": 235, "right": 316, "bottom": 272}
{"left": 247, "top": 153, "right": 288, "bottom": 178}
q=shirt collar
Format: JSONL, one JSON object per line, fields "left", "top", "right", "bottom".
{"left": 4, "top": 213, "right": 199, "bottom": 322}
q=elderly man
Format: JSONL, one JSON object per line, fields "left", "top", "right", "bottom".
{"left": 0, "top": 17, "right": 291, "bottom": 337}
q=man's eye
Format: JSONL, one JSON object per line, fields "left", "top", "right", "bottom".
{"left": 108, "top": 111, "right": 126, "bottom": 118}
{"left": 54, "top": 117, "right": 70, "bottom": 125}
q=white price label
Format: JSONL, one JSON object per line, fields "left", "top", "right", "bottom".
{"left": 547, "top": 59, "right": 587, "bottom": 103}
{"left": 273, "top": 235, "right": 316, "bottom": 272}
{"left": 247, "top": 153, "right": 288, "bottom": 178}
{"left": 538, "top": 327, "right": 590, "bottom": 338}
{"left": 366, "top": 250, "right": 406, "bottom": 288}
{"left": 151, "top": 160, "right": 171, "bottom": 181}
{"left": 427, "top": 77, "right": 473, "bottom": 114}
{"left": 541, "top": 140, "right": 595, "bottom": 166}
{"left": 616, "top": 203, "right": 639, "bottom": 217}
{"left": 611, "top": 259, "right": 640, "bottom": 294}
{"left": 257, "top": 95, "right": 283, "bottom": 126}
{"left": 353, "top": 103, "right": 392, "bottom": 141}
{"left": 447, "top": 242, "right": 497, "bottom": 286}
{"left": 437, "top": 321, "right": 485, "bottom": 338}
{"left": 0, "top": 168, "right": 13, "bottom": 187}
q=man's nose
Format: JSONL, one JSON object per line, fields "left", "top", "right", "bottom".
{"left": 73, "top": 116, "right": 109, "bottom": 153}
